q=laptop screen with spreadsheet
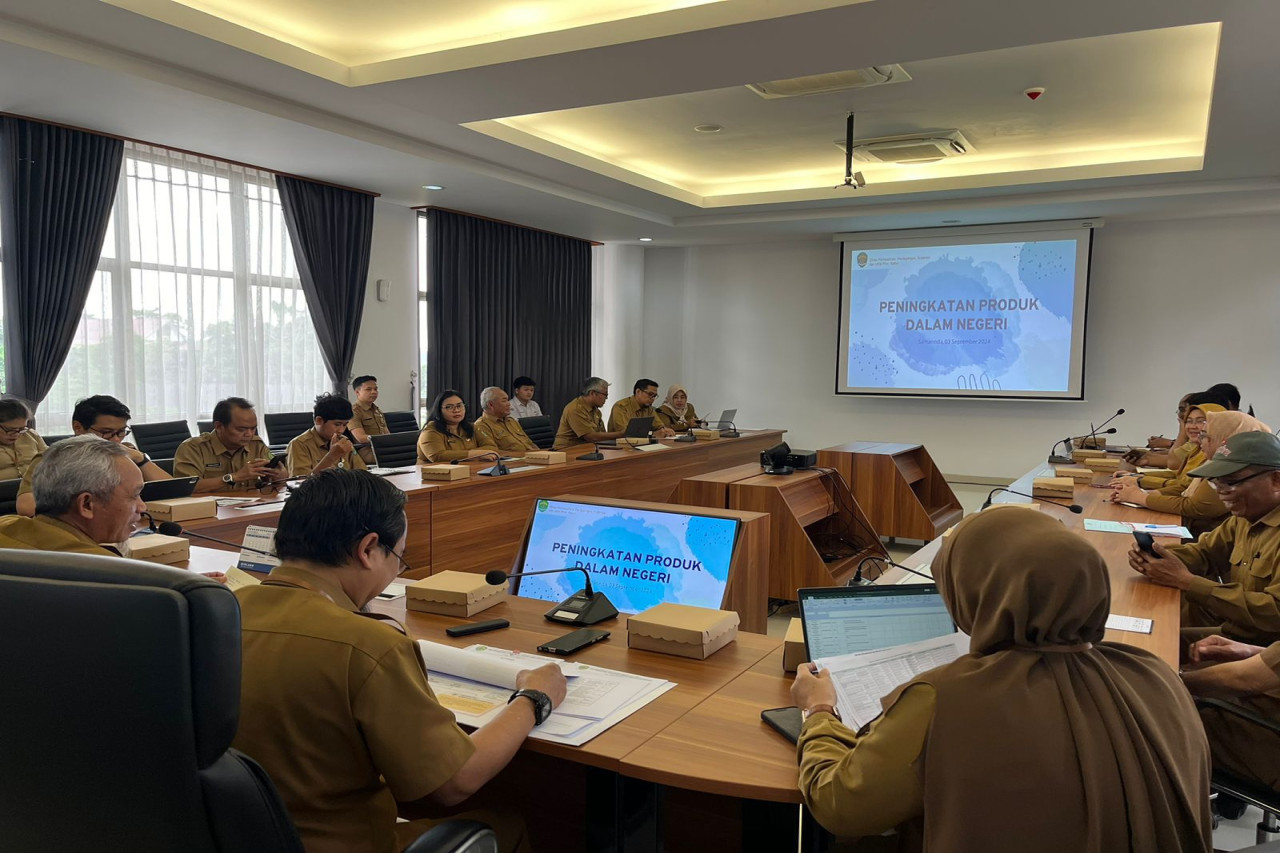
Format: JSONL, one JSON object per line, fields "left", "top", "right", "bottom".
{"left": 798, "top": 585, "right": 956, "bottom": 660}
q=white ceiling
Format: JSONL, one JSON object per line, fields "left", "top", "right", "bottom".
{"left": 0, "top": 0, "right": 1277, "bottom": 245}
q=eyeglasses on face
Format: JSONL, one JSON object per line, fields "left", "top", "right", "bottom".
{"left": 442, "top": 403, "right": 466, "bottom": 412}
{"left": 89, "top": 427, "right": 131, "bottom": 439}
{"left": 0, "top": 424, "right": 29, "bottom": 437}
{"left": 1208, "top": 469, "right": 1275, "bottom": 490}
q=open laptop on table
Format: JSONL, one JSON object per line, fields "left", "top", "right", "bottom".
{"left": 140, "top": 476, "right": 199, "bottom": 503}
{"left": 798, "top": 584, "right": 956, "bottom": 660}
{"left": 597, "top": 415, "right": 656, "bottom": 447}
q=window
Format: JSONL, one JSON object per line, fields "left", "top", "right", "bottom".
{"left": 417, "top": 212, "right": 429, "bottom": 422}
{"left": 40, "top": 143, "right": 327, "bottom": 433}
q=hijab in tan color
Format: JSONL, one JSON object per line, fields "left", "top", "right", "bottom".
{"left": 661, "top": 384, "right": 689, "bottom": 421}
{"left": 889, "top": 507, "right": 1212, "bottom": 853}
{"left": 1183, "top": 411, "right": 1272, "bottom": 497}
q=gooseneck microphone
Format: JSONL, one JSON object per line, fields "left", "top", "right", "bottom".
{"left": 151, "top": 518, "right": 279, "bottom": 559}
{"left": 577, "top": 442, "right": 607, "bottom": 461}
{"left": 1048, "top": 427, "right": 1117, "bottom": 464}
{"left": 468, "top": 451, "right": 509, "bottom": 477}
{"left": 705, "top": 419, "right": 741, "bottom": 438}
{"left": 486, "top": 567, "right": 619, "bottom": 625}
{"left": 1085, "top": 408, "right": 1125, "bottom": 452}
{"left": 981, "top": 487, "right": 1083, "bottom": 513}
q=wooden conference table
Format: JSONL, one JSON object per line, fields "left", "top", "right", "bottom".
{"left": 180, "top": 429, "right": 784, "bottom": 579}
{"left": 182, "top": 456, "right": 1184, "bottom": 852}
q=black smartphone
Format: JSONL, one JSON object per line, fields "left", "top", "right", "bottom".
{"left": 264, "top": 455, "right": 287, "bottom": 469}
{"left": 1133, "top": 530, "right": 1158, "bottom": 557}
{"left": 537, "top": 628, "right": 610, "bottom": 656}
{"left": 761, "top": 707, "right": 804, "bottom": 744}
{"left": 445, "top": 618, "right": 510, "bottom": 638}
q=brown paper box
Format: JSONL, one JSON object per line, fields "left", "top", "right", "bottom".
{"left": 1031, "top": 476, "right": 1075, "bottom": 498}
{"left": 1071, "top": 448, "right": 1107, "bottom": 462}
{"left": 523, "top": 451, "right": 567, "bottom": 465}
{"left": 783, "top": 617, "right": 806, "bottom": 673}
{"left": 124, "top": 533, "right": 191, "bottom": 565}
{"left": 420, "top": 464, "right": 470, "bottom": 482}
{"left": 1053, "top": 465, "right": 1094, "bottom": 484}
{"left": 406, "top": 570, "right": 505, "bottom": 616}
{"left": 144, "top": 496, "right": 219, "bottom": 522}
{"left": 1082, "top": 456, "right": 1121, "bottom": 472}
{"left": 627, "top": 602, "right": 739, "bottom": 660}
{"left": 690, "top": 429, "right": 721, "bottom": 441}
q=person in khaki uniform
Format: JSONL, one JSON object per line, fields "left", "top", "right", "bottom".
{"left": 0, "top": 397, "right": 46, "bottom": 481}
{"left": 1129, "top": 431, "right": 1280, "bottom": 648}
{"left": 1182, "top": 634, "right": 1280, "bottom": 813}
{"left": 174, "top": 397, "right": 288, "bottom": 494}
{"left": 232, "top": 469, "right": 567, "bottom": 853}
{"left": 350, "top": 375, "right": 388, "bottom": 465}
{"left": 0, "top": 436, "right": 145, "bottom": 558}
{"left": 654, "top": 384, "right": 703, "bottom": 433}
{"left": 417, "top": 390, "right": 497, "bottom": 463}
{"left": 474, "top": 387, "right": 537, "bottom": 454}
{"left": 16, "top": 394, "right": 170, "bottom": 517}
{"left": 287, "top": 393, "right": 368, "bottom": 477}
{"left": 607, "top": 379, "right": 674, "bottom": 437}
{"left": 552, "top": 377, "right": 627, "bottom": 451}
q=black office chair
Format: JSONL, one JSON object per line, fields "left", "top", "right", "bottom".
{"left": 0, "top": 550, "right": 496, "bottom": 853}
{"left": 385, "top": 410, "right": 420, "bottom": 433}
{"left": 371, "top": 431, "right": 420, "bottom": 468}
{"left": 41, "top": 433, "right": 74, "bottom": 445}
{"left": 154, "top": 458, "right": 176, "bottom": 475}
{"left": 518, "top": 415, "right": 555, "bottom": 450}
{"left": 1198, "top": 698, "right": 1280, "bottom": 845}
{"left": 131, "top": 420, "right": 194, "bottom": 460}
{"left": 0, "top": 477, "right": 20, "bottom": 515}
{"left": 197, "top": 419, "right": 214, "bottom": 434}
{"left": 263, "top": 412, "right": 314, "bottom": 451}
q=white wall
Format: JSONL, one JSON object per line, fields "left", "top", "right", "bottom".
{"left": 351, "top": 200, "right": 420, "bottom": 411}
{"left": 592, "top": 243, "right": 646, "bottom": 390}
{"left": 639, "top": 216, "right": 1280, "bottom": 481}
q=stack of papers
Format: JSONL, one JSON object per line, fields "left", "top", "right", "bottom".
{"left": 368, "top": 467, "right": 415, "bottom": 476}
{"left": 418, "top": 641, "right": 674, "bottom": 746}
{"left": 816, "top": 633, "right": 968, "bottom": 728}
{"left": 1083, "top": 519, "right": 1192, "bottom": 538}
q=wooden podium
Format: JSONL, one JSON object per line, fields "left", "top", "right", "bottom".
{"left": 671, "top": 465, "right": 887, "bottom": 599}
{"left": 817, "top": 441, "right": 963, "bottom": 541}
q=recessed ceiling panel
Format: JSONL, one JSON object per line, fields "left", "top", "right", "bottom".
{"left": 465, "top": 23, "right": 1220, "bottom": 207}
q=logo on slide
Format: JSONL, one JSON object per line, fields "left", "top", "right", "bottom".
{"left": 537, "top": 499, "right": 549, "bottom": 511}
{"left": 856, "top": 252, "right": 869, "bottom": 268}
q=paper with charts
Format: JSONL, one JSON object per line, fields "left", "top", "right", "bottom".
{"left": 417, "top": 641, "right": 674, "bottom": 746}
{"left": 817, "top": 633, "right": 968, "bottom": 729}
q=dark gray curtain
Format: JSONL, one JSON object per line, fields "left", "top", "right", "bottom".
{"left": 426, "top": 210, "right": 591, "bottom": 421}
{"left": 0, "top": 118, "right": 123, "bottom": 408}
{"left": 276, "top": 175, "right": 374, "bottom": 396}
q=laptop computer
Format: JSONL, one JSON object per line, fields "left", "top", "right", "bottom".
{"left": 798, "top": 584, "right": 956, "bottom": 661}
{"left": 140, "top": 476, "right": 199, "bottom": 503}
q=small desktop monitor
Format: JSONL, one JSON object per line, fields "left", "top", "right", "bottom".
{"left": 512, "top": 497, "right": 740, "bottom": 613}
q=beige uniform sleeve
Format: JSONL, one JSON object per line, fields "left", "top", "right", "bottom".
{"left": 172, "top": 437, "right": 205, "bottom": 479}
{"left": 1166, "top": 519, "right": 1237, "bottom": 581}
{"left": 1146, "top": 480, "right": 1228, "bottom": 520}
{"left": 16, "top": 452, "right": 41, "bottom": 496}
{"left": 797, "top": 683, "right": 933, "bottom": 839}
{"left": 352, "top": 641, "right": 476, "bottom": 802}
{"left": 565, "top": 405, "right": 603, "bottom": 441}
{"left": 608, "top": 400, "right": 631, "bottom": 432}
{"left": 286, "top": 434, "right": 319, "bottom": 477}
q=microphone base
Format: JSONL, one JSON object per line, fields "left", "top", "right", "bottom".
{"left": 720, "top": 430, "right": 741, "bottom": 438}
{"left": 544, "top": 590, "right": 619, "bottom": 626}
{"left": 1047, "top": 454, "right": 1074, "bottom": 464}
{"left": 763, "top": 465, "right": 794, "bottom": 476}
{"left": 476, "top": 464, "right": 509, "bottom": 477}
{"left": 672, "top": 434, "right": 697, "bottom": 443}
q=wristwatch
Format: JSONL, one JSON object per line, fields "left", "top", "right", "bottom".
{"left": 136, "top": 453, "right": 152, "bottom": 467}
{"left": 802, "top": 704, "right": 840, "bottom": 722}
{"left": 222, "top": 473, "right": 235, "bottom": 485}
{"left": 508, "top": 688, "right": 553, "bottom": 725}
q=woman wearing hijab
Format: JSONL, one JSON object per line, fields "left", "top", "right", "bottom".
{"left": 654, "top": 384, "right": 702, "bottom": 432}
{"left": 1114, "top": 402, "right": 1225, "bottom": 494}
{"left": 792, "top": 507, "right": 1212, "bottom": 853}
{"left": 1111, "top": 411, "right": 1272, "bottom": 537}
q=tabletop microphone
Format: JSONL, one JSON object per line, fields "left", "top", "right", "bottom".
{"left": 981, "top": 487, "right": 1083, "bottom": 513}
{"left": 852, "top": 555, "right": 934, "bottom": 585}
{"left": 149, "top": 517, "right": 279, "bottom": 559}
{"left": 469, "top": 451, "right": 509, "bottom": 477}
{"left": 485, "top": 567, "right": 619, "bottom": 625}
{"left": 1084, "top": 408, "right": 1125, "bottom": 451}
{"left": 704, "top": 418, "right": 741, "bottom": 438}
{"left": 578, "top": 441, "right": 607, "bottom": 461}
{"left": 1048, "top": 427, "right": 1117, "bottom": 464}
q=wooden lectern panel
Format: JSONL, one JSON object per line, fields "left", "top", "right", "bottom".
{"left": 818, "top": 441, "right": 963, "bottom": 541}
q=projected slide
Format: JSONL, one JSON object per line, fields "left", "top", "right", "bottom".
{"left": 837, "top": 224, "right": 1092, "bottom": 399}
{"left": 516, "top": 499, "right": 738, "bottom": 613}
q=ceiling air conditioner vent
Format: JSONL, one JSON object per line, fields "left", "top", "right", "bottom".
{"left": 747, "top": 65, "right": 911, "bottom": 99}
{"left": 830, "top": 130, "right": 973, "bottom": 164}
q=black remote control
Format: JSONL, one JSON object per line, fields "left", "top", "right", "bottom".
{"left": 445, "top": 618, "right": 510, "bottom": 637}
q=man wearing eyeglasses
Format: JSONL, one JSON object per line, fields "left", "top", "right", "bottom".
{"left": 174, "top": 396, "right": 287, "bottom": 494}
{"left": 551, "top": 376, "right": 629, "bottom": 450}
{"left": 1128, "top": 431, "right": 1280, "bottom": 647}
{"left": 607, "top": 378, "right": 676, "bottom": 438}
{"left": 0, "top": 397, "right": 45, "bottom": 482}
{"left": 233, "top": 469, "right": 565, "bottom": 853}
{"left": 15, "top": 395, "right": 170, "bottom": 517}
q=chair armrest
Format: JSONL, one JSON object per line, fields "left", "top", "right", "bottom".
{"left": 403, "top": 819, "right": 497, "bottom": 853}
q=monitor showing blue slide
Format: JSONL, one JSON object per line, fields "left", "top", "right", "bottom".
{"left": 836, "top": 221, "right": 1093, "bottom": 400}
{"left": 514, "top": 498, "right": 739, "bottom": 613}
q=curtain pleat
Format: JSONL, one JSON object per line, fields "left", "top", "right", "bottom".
{"left": 426, "top": 210, "right": 591, "bottom": 420}
{"left": 0, "top": 118, "right": 123, "bottom": 412}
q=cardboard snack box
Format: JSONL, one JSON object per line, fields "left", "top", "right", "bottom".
{"left": 144, "top": 496, "right": 219, "bottom": 522}
{"left": 406, "top": 570, "right": 505, "bottom": 616}
{"left": 627, "top": 602, "right": 739, "bottom": 660}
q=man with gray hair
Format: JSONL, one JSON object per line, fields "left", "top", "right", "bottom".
{"left": 473, "top": 386, "right": 537, "bottom": 453}
{"left": 552, "top": 376, "right": 627, "bottom": 451}
{"left": 0, "top": 435, "right": 145, "bottom": 556}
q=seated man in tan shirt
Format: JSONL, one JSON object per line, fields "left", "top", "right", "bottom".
{"left": 350, "top": 375, "right": 388, "bottom": 465}
{"left": 16, "top": 394, "right": 170, "bottom": 517}
{"left": 287, "top": 393, "right": 368, "bottom": 477}
{"left": 552, "top": 377, "right": 628, "bottom": 451}
{"left": 232, "top": 469, "right": 567, "bottom": 853}
{"left": 174, "top": 397, "right": 289, "bottom": 494}
{"left": 474, "top": 387, "right": 537, "bottom": 454}
{"left": 607, "top": 378, "right": 675, "bottom": 438}
{"left": 0, "top": 436, "right": 144, "bottom": 557}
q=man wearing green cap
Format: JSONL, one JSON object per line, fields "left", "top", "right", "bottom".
{"left": 1128, "top": 430, "right": 1280, "bottom": 645}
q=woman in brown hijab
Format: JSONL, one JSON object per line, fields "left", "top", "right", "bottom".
{"left": 793, "top": 507, "right": 1212, "bottom": 852}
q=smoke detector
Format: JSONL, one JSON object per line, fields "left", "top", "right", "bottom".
{"left": 831, "top": 130, "right": 974, "bottom": 164}
{"left": 747, "top": 65, "right": 911, "bottom": 99}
